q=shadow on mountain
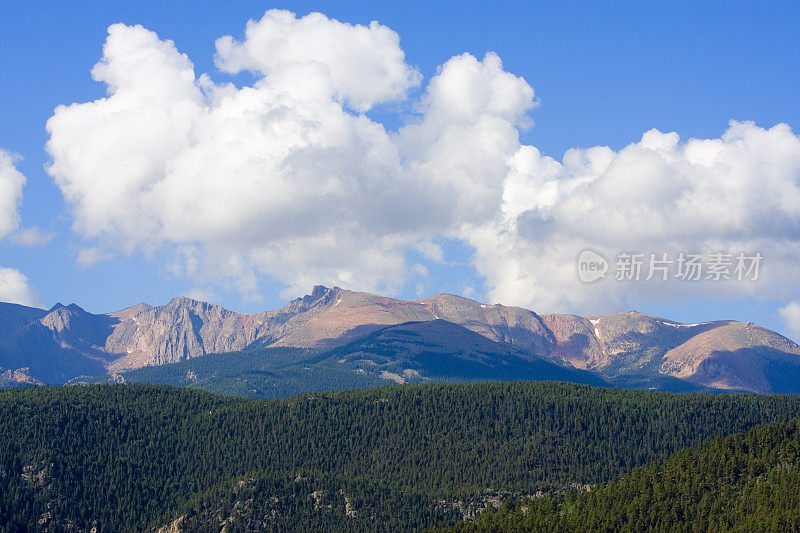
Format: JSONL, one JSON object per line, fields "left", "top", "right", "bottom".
{"left": 316, "top": 319, "right": 605, "bottom": 386}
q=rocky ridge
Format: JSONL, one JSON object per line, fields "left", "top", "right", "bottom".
{"left": 1, "top": 287, "right": 799, "bottom": 393}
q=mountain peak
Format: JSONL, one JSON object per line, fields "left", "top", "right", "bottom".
{"left": 286, "top": 285, "right": 342, "bottom": 311}
{"left": 165, "top": 296, "right": 218, "bottom": 311}
{"left": 310, "top": 285, "right": 331, "bottom": 298}
{"left": 170, "top": 295, "right": 202, "bottom": 305}
{"left": 45, "top": 302, "right": 87, "bottom": 317}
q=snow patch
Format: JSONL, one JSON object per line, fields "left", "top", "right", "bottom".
{"left": 662, "top": 321, "right": 705, "bottom": 328}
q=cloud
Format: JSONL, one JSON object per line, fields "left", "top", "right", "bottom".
{"left": 779, "top": 302, "right": 800, "bottom": 340}
{"left": 465, "top": 121, "right": 800, "bottom": 311}
{"left": 214, "top": 9, "right": 421, "bottom": 112}
{"left": 46, "top": 12, "right": 534, "bottom": 299}
{"left": 0, "top": 267, "right": 36, "bottom": 307}
{"left": 9, "top": 227, "right": 55, "bottom": 246}
{"left": 0, "top": 150, "right": 25, "bottom": 240}
{"left": 0, "top": 151, "right": 37, "bottom": 307}
{"left": 45, "top": 10, "right": 800, "bottom": 311}
{"left": 183, "top": 287, "right": 216, "bottom": 303}
{"left": 76, "top": 247, "right": 115, "bottom": 268}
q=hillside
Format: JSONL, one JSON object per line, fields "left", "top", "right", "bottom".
{"left": 117, "top": 320, "right": 603, "bottom": 398}
{"left": 305, "top": 319, "right": 604, "bottom": 385}
{"left": 115, "top": 346, "right": 388, "bottom": 399}
{"left": 2, "top": 382, "right": 800, "bottom": 531}
{"left": 447, "top": 417, "right": 800, "bottom": 532}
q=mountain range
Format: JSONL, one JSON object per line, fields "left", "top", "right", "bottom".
{"left": 2, "top": 285, "right": 800, "bottom": 394}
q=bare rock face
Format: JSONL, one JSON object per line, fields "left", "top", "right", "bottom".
{"left": 540, "top": 314, "right": 606, "bottom": 370}
{"left": 78, "top": 287, "right": 560, "bottom": 371}
{"left": 0, "top": 303, "right": 111, "bottom": 384}
{"left": 660, "top": 322, "right": 800, "bottom": 393}
{"left": 539, "top": 311, "right": 800, "bottom": 392}
{"left": 39, "top": 303, "right": 116, "bottom": 355}
{"left": 417, "top": 294, "right": 555, "bottom": 356}
{"left": 106, "top": 297, "right": 269, "bottom": 371}
{"left": 327, "top": 319, "right": 602, "bottom": 386}
{"left": 3, "top": 286, "right": 800, "bottom": 393}
{"left": 262, "top": 286, "right": 414, "bottom": 348}
{"left": 105, "top": 286, "right": 353, "bottom": 370}
{"left": 0, "top": 367, "right": 43, "bottom": 387}
{"left": 268, "top": 289, "right": 555, "bottom": 353}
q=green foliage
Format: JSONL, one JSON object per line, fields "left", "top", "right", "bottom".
{"left": 446, "top": 418, "right": 800, "bottom": 532}
{"left": 1, "top": 382, "right": 800, "bottom": 531}
{"left": 119, "top": 345, "right": 388, "bottom": 398}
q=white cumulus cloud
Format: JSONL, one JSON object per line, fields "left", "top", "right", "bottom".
{"left": 0, "top": 267, "right": 36, "bottom": 307}
{"left": 44, "top": 10, "right": 800, "bottom": 312}
{"left": 0, "top": 150, "right": 25, "bottom": 240}
{"left": 0, "top": 150, "right": 36, "bottom": 306}
{"left": 779, "top": 302, "right": 800, "bottom": 340}
{"left": 466, "top": 121, "right": 800, "bottom": 311}
{"left": 45, "top": 12, "right": 534, "bottom": 299}
{"left": 214, "top": 9, "right": 421, "bottom": 112}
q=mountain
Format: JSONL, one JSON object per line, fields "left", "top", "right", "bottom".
{"left": 1, "top": 286, "right": 799, "bottom": 393}
{"left": 261, "top": 288, "right": 555, "bottom": 353}
{"left": 542, "top": 310, "right": 800, "bottom": 392}
{"left": 112, "top": 320, "right": 602, "bottom": 398}
{"left": 660, "top": 321, "right": 800, "bottom": 393}
{"left": 315, "top": 319, "right": 602, "bottom": 385}
{"left": 446, "top": 417, "right": 800, "bottom": 532}
{"left": 3, "top": 382, "right": 800, "bottom": 531}
{"left": 0, "top": 302, "right": 113, "bottom": 384}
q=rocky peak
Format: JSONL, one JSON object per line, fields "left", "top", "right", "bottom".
{"left": 40, "top": 303, "right": 90, "bottom": 331}
{"left": 280, "top": 286, "right": 341, "bottom": 315}
{"left": 165, "top": 296, "right": 206, "bottom": 311}
{"left": 36, "top": 302, "right": 115, "bottom": 354}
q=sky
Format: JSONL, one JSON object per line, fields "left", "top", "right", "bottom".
{"left": 1, "top": 1, "right": 799, "bottom": 338}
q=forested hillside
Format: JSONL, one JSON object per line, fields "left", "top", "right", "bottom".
{"left": 447, "top": 417, "right": 800, "bottom": 532}
{"left": 2, "top": 382, "right": 800, "bottom": 531}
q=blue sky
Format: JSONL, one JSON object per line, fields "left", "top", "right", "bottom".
{"left": 0, "top": 1, "right": 799, "bottom": 337}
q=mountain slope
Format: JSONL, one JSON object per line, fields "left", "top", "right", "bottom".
{"left": 318, "top": 319, "right": 603, "bottom": 385}
{"left": 2, "top": 287, "right": 800, "bottom": 393}
{"left": 660, "top": 321, "right": 800, "bottom": 393}
{"left": 265, "top": 288, "right": 554, "bottom": 354}
{"left": 543, "top": 311, "right": 800, "bottom": 392}
{"left": 0, "top": 303, "right": 113, "bottom": 384}
{"left": 448, "top": 417, "right": 800, "bottom": 532}
{"left": 115, "top": 320, "right": 602, "bottom": 398}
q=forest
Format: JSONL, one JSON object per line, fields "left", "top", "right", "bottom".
{"left": 2, "top": 382, "right": 800, "bottom": 531}
{"left": 445, "top": 417, "right": 800, "bottom": 532}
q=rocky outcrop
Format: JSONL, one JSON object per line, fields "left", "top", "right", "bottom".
{"left": 0, "top": 367, "right": 43, "bottom": 387}
{"left": 2, "top": 287, "right": 800, "bottom": 393}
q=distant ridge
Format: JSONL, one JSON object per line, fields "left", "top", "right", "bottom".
{"left": 1, "top": 286, "right": 799, "bottom": 393}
